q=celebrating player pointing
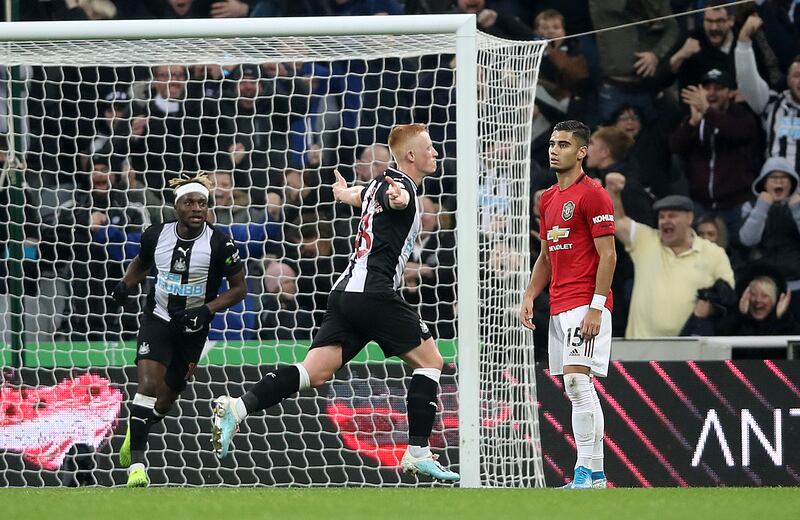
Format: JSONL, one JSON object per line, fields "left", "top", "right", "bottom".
{"left": 211, "top": 124, "right": 460, "bottom": 482}
{"left": 520, "top": 120, "right": 617, "bottom": 489}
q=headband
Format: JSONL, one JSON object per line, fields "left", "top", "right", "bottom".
{"left": 174, "top": 182, "right": 209, "bottom": 203}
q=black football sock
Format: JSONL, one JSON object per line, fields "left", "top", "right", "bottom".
{"left": 406, "top": 374, "right": 439, "bottom": 447}
{"left": 129, "top": 400, "right": 155, "bottom": 466}
{"left": 146, "top": 407, "right": 167, "bottom": 426}
{"left": 241, "top": 365, "right": 301, "bottom": 414}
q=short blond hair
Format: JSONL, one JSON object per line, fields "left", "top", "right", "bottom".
{"left": 388, "top": 123, "right": 427, "bottom": 163}
{"left": 750, "top": 276, "right": 778, "bottom": 304}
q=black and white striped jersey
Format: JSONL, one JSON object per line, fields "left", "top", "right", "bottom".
{"left": 762, "top": 93, "right": 800, "bottom": 174}
{"left": 137, "top": 222, "right": 243, "bottom": 323}
{"left": 333, "top": 167, "right": 421, "bottom": 294}
{"left": 734, "top": 43, "right": 800, "bottom": 173}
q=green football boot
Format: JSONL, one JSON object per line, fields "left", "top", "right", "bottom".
{"left": 119, "top": 423, "right": 131, "bottom": 468}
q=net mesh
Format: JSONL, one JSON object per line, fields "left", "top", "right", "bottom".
{"left": 477, "top": 38, "right": 545, "bottom": 487}
{"left": 0, "top": 28, "right": 546, "bottom": 487}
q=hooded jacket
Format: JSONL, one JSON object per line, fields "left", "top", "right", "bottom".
{"left": 739, "top": 157, "right": 800, "bottom": 280}
{"left": 750, "top": 156, "right": 799, "bottom": 195}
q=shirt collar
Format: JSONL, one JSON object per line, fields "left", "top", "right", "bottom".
{"left": 659, "top": 230, "right": 701, "bottom": 257}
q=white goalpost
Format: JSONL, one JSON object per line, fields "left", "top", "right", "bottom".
{"left": 0, "top": 15, "right": 546, "bottom": 488}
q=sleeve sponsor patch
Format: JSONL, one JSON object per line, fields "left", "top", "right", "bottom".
{"left": 225, "top": 249, "right": 240, "bottom": 266}
{"left": 592, "top": 214, "right": 614, "bottom": 224}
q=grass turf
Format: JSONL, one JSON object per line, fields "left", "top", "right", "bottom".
{"left": 2, "top": 487, "right": 796, "bottom": 520}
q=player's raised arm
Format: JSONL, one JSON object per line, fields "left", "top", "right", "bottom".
{"left": 604, "top": 172, "right": 632, "bottom": 248}
{"left": 385, "top": 175, "right": 410, "bottom": 210}
{"left": 332, "top": 169, "right": 364, "bottom": 207}
{"left": 519, "top": 238, "right": 552, "bottom": 329}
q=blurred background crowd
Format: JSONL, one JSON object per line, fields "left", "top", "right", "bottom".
{"left": 1, "top": 0, "right": 800, "bottom": 360}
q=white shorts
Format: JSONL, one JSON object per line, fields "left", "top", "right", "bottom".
{"left": 548, "top": 304, "right": 612, "bottom": 377}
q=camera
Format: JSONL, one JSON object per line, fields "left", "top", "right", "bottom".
{"left": 697, "top": 279, "right": 737, "bottom": 311}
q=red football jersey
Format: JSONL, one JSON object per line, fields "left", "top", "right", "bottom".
{"left": 540, "top": 173, "right": 615, "bottom": 315}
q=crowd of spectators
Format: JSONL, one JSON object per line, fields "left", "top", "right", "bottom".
{"left": 3, "top": 0, "right": 800, "bottom": 354}
{"left": 524, "top": 0, "right": 800, "bottom": 350}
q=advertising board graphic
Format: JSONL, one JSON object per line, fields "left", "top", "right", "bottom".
{"left": 1, "top": 361, "right": 798, "bottom": 487}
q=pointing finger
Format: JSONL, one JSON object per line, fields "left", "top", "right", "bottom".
{"left": 385, "top": 175, "right": 397, "bottom": 187}
{"left": 334, "top": 169, "right": 344, "bottom": 183}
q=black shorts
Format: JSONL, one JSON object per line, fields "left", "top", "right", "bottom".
{"left": 135, "top": 313, "right": 208, "bottom": 392}
{"left": 310, "top": 291, "right": 433, "bottom": 365}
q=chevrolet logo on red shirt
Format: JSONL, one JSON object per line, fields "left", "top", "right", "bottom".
{"left": 546, "top": 226, "right": 571, "bottom": 243}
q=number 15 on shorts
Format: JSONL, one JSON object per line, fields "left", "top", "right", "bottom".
{"left": 566, "top": 327, "right": 594, "bottom": 358}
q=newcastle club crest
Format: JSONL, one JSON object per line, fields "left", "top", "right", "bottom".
{"left": 173, "top": 257, "right": 187, "bottom": 272}
{"left": 562, "top": 201, "right": 575, "bottom": 221}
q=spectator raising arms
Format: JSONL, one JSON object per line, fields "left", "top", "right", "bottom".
{"left": 736, "top": 14, "right": 800, "bottom": 175}
{"left": 606, "top": 173, "right": 734, "bottom": 338}
{"left": 670, "top": 68, "right": 761, "bottom": 240}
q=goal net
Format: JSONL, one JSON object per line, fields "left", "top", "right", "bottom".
{"left": 0, "top": 15, "right": 546, "bottom": 487}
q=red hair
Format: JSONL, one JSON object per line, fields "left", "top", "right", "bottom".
{"left": 388, "top": 123, "right": 427, "bottom": 162}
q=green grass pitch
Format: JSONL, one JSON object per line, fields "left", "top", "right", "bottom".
{"left": 2, "top": 488, "right": 797, "bottom": 520}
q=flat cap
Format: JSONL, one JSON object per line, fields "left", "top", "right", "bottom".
{"left": 653, "top": 194, "right": 694, "bottom": 212}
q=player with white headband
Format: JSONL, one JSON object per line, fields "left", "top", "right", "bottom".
{"left": 109, "top": 172, "right": 247, "bottom": 487}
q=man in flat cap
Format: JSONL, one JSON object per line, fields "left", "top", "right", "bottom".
{"left": 605, "top": 173, "right": 734, "bottom": 337}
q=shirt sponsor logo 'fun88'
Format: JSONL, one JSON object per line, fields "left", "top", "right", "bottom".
{"left": 157, "top": 272, "right": 205, "bottom": 296}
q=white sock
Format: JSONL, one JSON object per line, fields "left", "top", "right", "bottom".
{"left": 132, "top": 393, "right": 157, "bottom": 408}
{"left": 407, "top": 445, "right": 431, "bottom": 458}
{"left": 412, "top": 367, "right": 441, "bottom": 383}
{"left": 128, "top": 462, "right": 145, "bottom": 475}
{"left": 564, "top": 373, "right": 594, "bottom": 469}
{"left": 590, "top": 382, "right": 605, "bottom": 474}
{"left": 294, "top": 363, "right": 311, "bottom": 391}
{"left": 234, "top": 397, "right": 248, "bottom": 423}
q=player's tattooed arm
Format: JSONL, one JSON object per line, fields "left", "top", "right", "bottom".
{"left": 332, "top": 169, "right": 364, "bottom": 207}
